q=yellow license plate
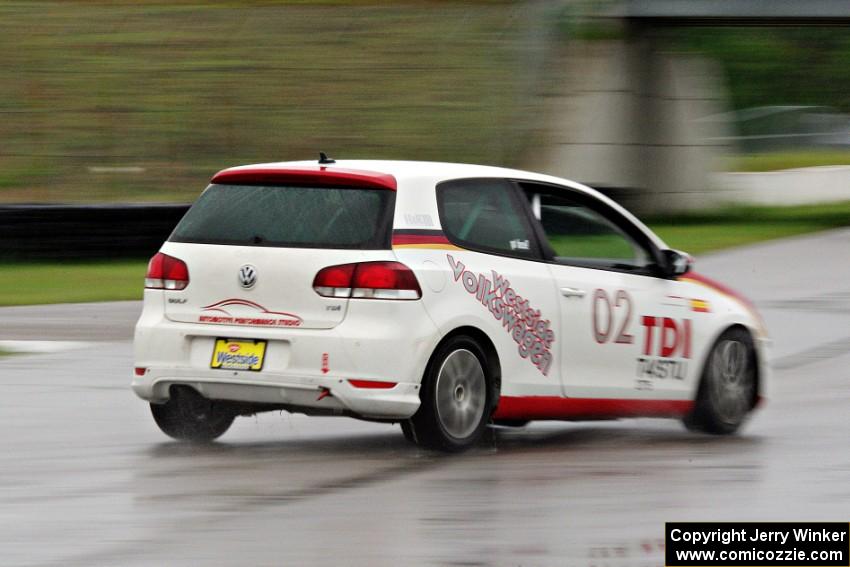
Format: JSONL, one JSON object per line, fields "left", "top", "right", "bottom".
{"left": 210, "top": 338, "right": 267, "bottom": 371}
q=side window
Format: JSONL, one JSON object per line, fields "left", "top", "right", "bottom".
{"left": 437, "top": 178, "right": 537, "bottom": 258}
{"left": 524, "top": 187, "right": 652, "bottom": 271}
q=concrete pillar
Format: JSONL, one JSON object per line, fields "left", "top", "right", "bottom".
{"left": 524, "top": 30, "right": 732, "bottom": 214}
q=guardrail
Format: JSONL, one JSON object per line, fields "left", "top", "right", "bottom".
{"left": 0, "top": 204, "right": 190, "bottom": 261}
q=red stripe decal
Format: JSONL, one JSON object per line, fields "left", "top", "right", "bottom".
{"left": 211, "top": 166, "right": 397, "bottom": 191}
{"left": 493, "top": 396, "right": 693, "bottom": 420}
{"left": 391, "top": 234, "right": 452, "bottom": 245}
{"left": 681, "top": 271, "right": 755, "bottom": 310}
{"left": 348, "top": 379, "right": 397, "bottom": 389}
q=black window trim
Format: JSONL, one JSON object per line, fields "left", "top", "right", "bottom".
{"left": 435, "top": 177, "right": 546, "bottom": 262}
{"left": 509, "top": 179, "right": 669, "bottom": 278}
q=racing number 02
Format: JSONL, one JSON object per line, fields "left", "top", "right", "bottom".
{"left": 592, "top": 289, "right": 634, "bottom": 345}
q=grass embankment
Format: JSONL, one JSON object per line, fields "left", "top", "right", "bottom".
{"left": 0, "top": 261, "right": 147, "bottom": 306}
{"left": 1, "top": 202, "right": 848, "bottom": 306}
{"left": 649, "top": 201, "right": 850, "bottom": 255}
{"left": 0, "top": 1, "right": 534, "bottom": 203}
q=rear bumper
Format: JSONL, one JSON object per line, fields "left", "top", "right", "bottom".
{"left": 132, "top": 370, "right": 421, "bottom": 419}
{"left": 133, "top": 289, "right": 441, "bottom": 419}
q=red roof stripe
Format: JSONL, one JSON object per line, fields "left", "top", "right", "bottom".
{"left": 211, "top": 166, "right": 397, "bottom": 191}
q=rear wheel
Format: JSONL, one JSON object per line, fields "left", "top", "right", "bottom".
{"left": 150, "top": 386, "right": 235, "bottom": 442}
{"left": 684, "top": 327, "right": 756, "bottom": 435}
{"left": 405, "top": 335, "right": 494, "bottom": 452}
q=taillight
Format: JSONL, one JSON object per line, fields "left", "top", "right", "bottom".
{"left": 312, "top": 263, "right": 355, "bottom": 298}
{"left": 313, "top": 261, "right": 421, "bottom": 300}
{"left": 145, "top": 252, "right": 189, "bottom": 291}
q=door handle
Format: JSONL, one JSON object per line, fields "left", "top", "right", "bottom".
{"left": 560, "top": 287, "right": 586, "bottom": 298}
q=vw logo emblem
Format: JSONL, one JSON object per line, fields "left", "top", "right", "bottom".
{"left": 238, "top": 264, "right": 257, "bottom": 289}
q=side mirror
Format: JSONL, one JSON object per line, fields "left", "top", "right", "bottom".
{"left": 661, "top": 249, "right": 692, "bottom": 277}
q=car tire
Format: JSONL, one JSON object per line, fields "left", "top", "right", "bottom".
{"left": 405, "top": 335, "right": 495, "bottom": 452}
{"left": 684, "top": 327, "right": 756, "bottom": 435}
{"left": 150, "top": 386, "right": 235, "bottom": 442}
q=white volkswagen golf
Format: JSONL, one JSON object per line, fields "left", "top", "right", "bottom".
{"left": 133, "top": 157, "right": 768, "bottom": 451}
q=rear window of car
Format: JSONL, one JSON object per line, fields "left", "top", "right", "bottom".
{"left": 170, "top": 184, "right": 394, "bottom": 249}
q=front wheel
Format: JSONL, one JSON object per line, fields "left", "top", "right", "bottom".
{"left": 150, "top": 386, "right": 235, "bottom": 442}
{"left": 684, "top": 327, "right": 757, "bottom": 435}
{"left": 405, "top": 335, "right": 495, "bottom": 452}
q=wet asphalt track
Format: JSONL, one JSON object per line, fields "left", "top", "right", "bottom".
{"left": 1, "top": 229, "right": 849, "bottom": 566}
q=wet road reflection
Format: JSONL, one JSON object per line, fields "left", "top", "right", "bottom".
{"left": 1, "top": 230, "right": 850, "bottom": 565}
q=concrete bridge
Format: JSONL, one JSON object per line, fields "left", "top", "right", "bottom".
{"left": 530, "top": 0, "right": 850, "bottom": 213}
